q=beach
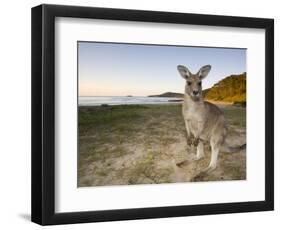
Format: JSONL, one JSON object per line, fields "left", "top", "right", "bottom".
{"left": 78, "top": 103, "right": 246, "bottom": 187}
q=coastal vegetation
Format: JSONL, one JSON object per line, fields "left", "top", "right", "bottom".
{"left": 148, "top": 72, "right": 246, "bottom": 106}
{"left": 204, "top": 72, "right": 246, "bottom": 104}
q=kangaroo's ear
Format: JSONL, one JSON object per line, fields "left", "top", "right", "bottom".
{"left": 177, "top": 65, "right": 192, "bottom": 80}
{"left": 198, "top": 65, "right": 211, "bottom": 79}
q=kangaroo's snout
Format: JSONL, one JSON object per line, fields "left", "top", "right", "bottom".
{"left": 193, "top": 90, "right": 199, "bottom": 95}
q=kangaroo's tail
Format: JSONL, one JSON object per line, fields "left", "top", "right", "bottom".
{"left": 221, "top": 143, "right": 246, "bottom": 153}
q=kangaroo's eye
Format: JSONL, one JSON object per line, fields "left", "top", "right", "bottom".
{"left": 187, "top": 81, "right": 192, "bottom": 86}
{"left": 198, "top": 81, "right": 202, "bottom": 86}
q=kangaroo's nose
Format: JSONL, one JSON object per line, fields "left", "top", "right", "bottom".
{"left": 193, "top": 90, "right": 199, "bottom": 95}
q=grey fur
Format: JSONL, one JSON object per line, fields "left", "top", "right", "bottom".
{"left": 177, "top": 64, "right": 246, "bottom": 172}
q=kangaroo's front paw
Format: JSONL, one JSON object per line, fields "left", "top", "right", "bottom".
{"left": 187, "top": 138, "right": 193, "bottom": 146}
{"left": 192, "top": 138, "right": 199, "bottom": 147}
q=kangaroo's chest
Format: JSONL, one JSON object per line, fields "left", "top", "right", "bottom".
{"left": 183, "top": 103, "right": 204, "bottom": 122}
{"left": 183, "top": 103, "right": 205, "bottom": 134}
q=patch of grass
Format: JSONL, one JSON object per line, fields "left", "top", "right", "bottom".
{"left": 222, "top": 106, "right": 246, "bottom": 128}
{"left": 128, "top": 152, "right": 156, "bottom": 184}
{"left": 95, "top": 169, "right": 109, "bottom": 177}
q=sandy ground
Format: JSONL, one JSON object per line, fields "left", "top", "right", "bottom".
{"left": 78, "top": 104, "right": 246, "bottom": 187}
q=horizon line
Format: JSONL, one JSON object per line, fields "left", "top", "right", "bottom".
{"left": 79, "top": 72, "right": 246, "bottom": 97}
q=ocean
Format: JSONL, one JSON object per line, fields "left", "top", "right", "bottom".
{"left": 79, "top": 96, "right": 183, "bottom": 106}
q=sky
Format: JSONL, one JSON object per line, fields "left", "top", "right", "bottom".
{"left": 78, "top": 42, "right": 246, "bottom": 97}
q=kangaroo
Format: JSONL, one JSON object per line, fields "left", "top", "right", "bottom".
{"left": 177, "top": 64, "right": 246, "bottom": 173}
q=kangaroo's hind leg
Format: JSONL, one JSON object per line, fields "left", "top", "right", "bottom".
{"left": 207, "top": 142, "right": 220, "bottom": 172}
{"left": 191, "top": 139, "right": 219, "bottom": 181}
{"left": 196, "top": 140, "right": 205, "bottom": 160}
{"left": 205, "top": 134, "right": 224, "bottom": 173}
{"left": 205, "top": 120, "right": 227, "bottom": 173}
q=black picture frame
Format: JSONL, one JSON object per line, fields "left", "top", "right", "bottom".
{"left": 31, "top": 4, "right": 274, "bottom": 225}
